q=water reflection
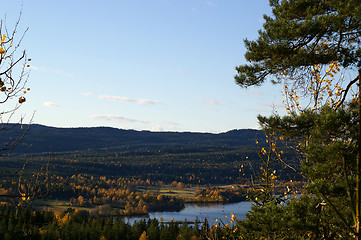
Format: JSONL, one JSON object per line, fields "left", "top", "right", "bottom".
{"left": 126, "top": 201, "right": 252, "bottom": 225}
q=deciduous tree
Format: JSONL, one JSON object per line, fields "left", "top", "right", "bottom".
{"left": 0, "top": 12, "right": 41, "bottom": 208}
{"left": 0, "top": 12, "right": 31, "bottom": 152}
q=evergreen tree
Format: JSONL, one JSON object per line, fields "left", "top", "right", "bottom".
{"left": 159, "top": 222, "right": 179, "bottom": 240}
{"left": 235, "top": 0, "right": 361, "bottom": 237}
{"left": 177, "top": 222, "right": 197, "bottom": 240}
{"left": 235, "top": 0, "right": 361, "bottom": 87}
{"left": 146, "top": 219, "right": 160, "bottom": 240}
{"left": 253, "top": 103, "right": 357, "bottom": 238}
{"left": 238, "top": 195, "right": 352, "bottom": 239}
{"left": 132, "top": 220, "right": 147, "bottom": 240}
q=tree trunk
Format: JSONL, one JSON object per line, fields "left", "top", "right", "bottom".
{"left": 357, "top": 68, "right": 361, "bottom": 239}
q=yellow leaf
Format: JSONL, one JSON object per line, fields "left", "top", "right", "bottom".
{"left": 19, "top": 97, "right": 26, "bottom": 103}
{"left": 0, "top": 48, "right": 5, "bottom": 55}
{"left": 1, "top": 34, "right": 5, "bottom": 43}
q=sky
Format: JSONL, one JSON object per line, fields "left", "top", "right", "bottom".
{"left": 0, "top": 0, "right": 287, "bottom": 133}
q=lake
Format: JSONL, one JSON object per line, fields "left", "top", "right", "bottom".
{"left": 126, "top": 201, "right": 253, "bottom": 225}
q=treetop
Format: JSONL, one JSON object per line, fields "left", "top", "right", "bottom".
{"left": 235, "top": 0, "right": 361, "bottom": 88}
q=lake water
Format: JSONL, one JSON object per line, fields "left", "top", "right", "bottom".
{"left": 126, "top": 201, "right": 253, "bottom": 225}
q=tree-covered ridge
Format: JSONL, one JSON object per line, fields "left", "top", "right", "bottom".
{"left": 0, "top": 124, "right": 266, "bottom": 154}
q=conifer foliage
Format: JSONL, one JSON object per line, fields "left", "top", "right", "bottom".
{"left": 235, "top": 0, "right": 361, "bottom": 238}
{"left": 235, "top": 0, "right": 361, "bottom": 88}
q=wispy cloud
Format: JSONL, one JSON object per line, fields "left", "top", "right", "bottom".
{"left": 30, "top": 65, "right": 74, "bottom": 77}
{"left": 43, "top": 101, "right": 60, "bottom": 108}
{"left": 82, "top": 92, "right": 93, "bottom": 96}
{"left": 90, "top": 115, "right": 149, "bottom": 123}
{"left": 99, "top": 95, "right": 162, "bottom": 105}
{"left": 249, "top": 125, "right": 262, "bottom": 130}
{"left": 199, "top": 97, "right": 221, "bottom": 105}
{"left": 205, "top": 1, "right": 216, "bottom": 7}
{"left": 150, "top": 125, "right": 164, "bottom": 131}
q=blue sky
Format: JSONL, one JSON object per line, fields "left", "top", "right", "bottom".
{"left": 1, "top": 0, "right": 286, "bottom": 133}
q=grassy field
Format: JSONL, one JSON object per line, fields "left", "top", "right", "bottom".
{"left": 138, "top": 185, "right": 198, "bottom": 201}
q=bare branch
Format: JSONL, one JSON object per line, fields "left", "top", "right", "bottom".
{"left": 336, "top": 73, "right": 360, "bottom": 109}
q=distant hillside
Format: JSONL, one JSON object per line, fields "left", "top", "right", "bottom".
{"left": 0, "top": 124, "right": 265, "bottom": 153}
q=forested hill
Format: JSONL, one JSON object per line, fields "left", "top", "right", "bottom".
{"left": 0, "top": 124, "right": 265, "bottom": 153}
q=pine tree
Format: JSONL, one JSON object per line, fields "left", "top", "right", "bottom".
{"left": 235, "top": 0, "right": 361, "bottom": 88}
{"left": 235, "top": 0, "right": 361, "bottom": 237}
{"left": 146, "top": 219, "right": 160, "bottom": 240}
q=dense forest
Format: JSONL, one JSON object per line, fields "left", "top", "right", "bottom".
{"left": 0, "top": 206, "right": 242, "bottom": 240}
{"left": 0, "top": 124, "right": 266, "bottom": 153}
{"left": 0, "top": 124, "right": 300, "bottom": 217}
